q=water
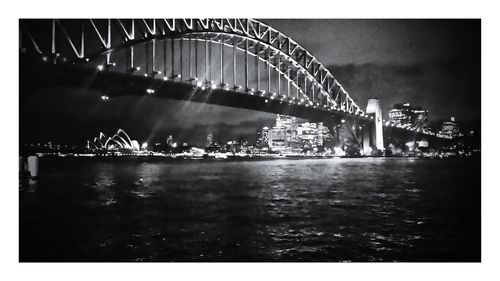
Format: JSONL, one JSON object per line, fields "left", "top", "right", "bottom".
{"left": 19, "top": 157, "right": 481, "bottom": 262}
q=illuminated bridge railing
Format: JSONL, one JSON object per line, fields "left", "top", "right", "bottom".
{"left": 20, "top": 19, "right": 366, "bottom": 116}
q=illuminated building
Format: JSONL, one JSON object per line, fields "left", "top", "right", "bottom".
{"left": 418, "top": 139, "right": 429, "bottom": 148}
{"left": 261, "top": 115, "right": 333, "bottom": 153}
{"left": 297, "top": 122, "right": 317, "bottom": 146}
{"left": 278, "top": 115, "right": 299, "bottom": 144}
{"left": 268, "top": 126, "right": 286, "bottom": 150}
{"left": 256, "top": 127, "right": 269, "bottom": 148}
{"left": 297, "top": 122, "right": 329, "bottom": 148}
{"left": 413, "top": 109, "right": 430, "bottom": 130}
{"left": 388, "top": 103, "right": 429, "bottom": 130}
{"left": 268, "top": 115, "right": 300, "bottom": 151}
{"left": 206, "top": 132, "right": 214, "bottom": 147}
{"left": 439, "top": 117, "right": 462, "bottom": 138}
{"left": 166, "top": 135, "right": 173, "bottom": 146}
{"left": 86, "top": 129, "right": 141, "bottom": 152}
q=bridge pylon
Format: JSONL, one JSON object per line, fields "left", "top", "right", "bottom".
{"left": 363, "top": 98, "right": 384, "bottom": 154}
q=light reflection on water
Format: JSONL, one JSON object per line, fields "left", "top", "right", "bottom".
{"left": 20, "top": 158, "right": 480, "bottom": 262}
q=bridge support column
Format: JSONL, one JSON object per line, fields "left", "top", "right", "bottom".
{"left": 362, "top": 125, "right": 373, "bottom": 155}
{"left": 365, "top": 98, "right": 384, "bottom": 152}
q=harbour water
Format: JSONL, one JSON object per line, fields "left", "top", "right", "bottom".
{"left": 19, "top": 157, "right": 481, "bottom": 262}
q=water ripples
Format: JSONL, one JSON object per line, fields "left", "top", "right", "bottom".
{"left": 20, "top": 158, "right": 481, "bottom": 261}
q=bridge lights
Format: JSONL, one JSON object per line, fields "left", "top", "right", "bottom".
{"left": 129, "top": 66, "right": 141, "bottom": 73}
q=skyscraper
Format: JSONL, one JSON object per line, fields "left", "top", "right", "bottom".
{"left": 440, "top": 117, "right": 462, "bottom": 138}
{"left": 388, "top": 103, "right": 430, "bottom": 130}
{"left": 206, "top": 133, "right": 214, "bottom": 147}
{"left": 256, "top": 127, "right": 269, "bottom": 148}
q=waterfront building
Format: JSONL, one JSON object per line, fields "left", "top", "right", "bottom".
{"left": 256, "top": 127, "right": 269, "bottom": 148}
{"left": 388, "top": 103, "right": 430, "bottom": 130}
{"left": 297, "top": 122, "right": 328, "bottom": 148}
{"left": 439, "top": 117, "right": 462, "bottom": 138}
{"left": 86, "top": 129, "right": 141, "bottom": 152}
{"left": 413, "top": 109, "right": 430, "bottom": 130}
{"left": 259, "top": 115, "right": 333, "bottom": 153}
{"left": 206, "top": 133, "right": 214, "bottom": 147}
{"left": 268, "top": 126, "right": 287, "bottom": 151}
{"left": 277, "top": 115, "right": 299, "bottom": 144}
{"left": 268, "top": 115, "right": 300, "bottom": 152}
{"left": 297, "top": 122, "right": 317, "bottom": 147}
{"left": 166, "top": 135, "right": 173, "bottom": 146}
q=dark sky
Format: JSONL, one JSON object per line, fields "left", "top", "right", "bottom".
{"left": 20, "top": 19, "right": 481, "bottom": 146}
{"left": 262, "top": 19, "right": 479, "bottom": 65}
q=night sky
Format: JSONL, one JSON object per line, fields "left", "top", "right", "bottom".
{"left": 20, "top": 19, "right": 480, "bottom": 146}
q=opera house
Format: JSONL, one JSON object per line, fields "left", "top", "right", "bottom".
{"left": 87, "top": 129, "right": 141, "bottom": 153}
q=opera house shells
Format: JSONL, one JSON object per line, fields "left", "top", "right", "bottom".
{"left": 87, "top": 129, "right": 140, "bottom": 152}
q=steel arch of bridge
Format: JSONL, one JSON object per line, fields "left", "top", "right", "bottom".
{"left": 21, "top": 19, "right": 365, "bottom": 116}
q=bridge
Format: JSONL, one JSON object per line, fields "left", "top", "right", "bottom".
{"left": 19, "top": 19, "right": 449, "bottom": 154}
